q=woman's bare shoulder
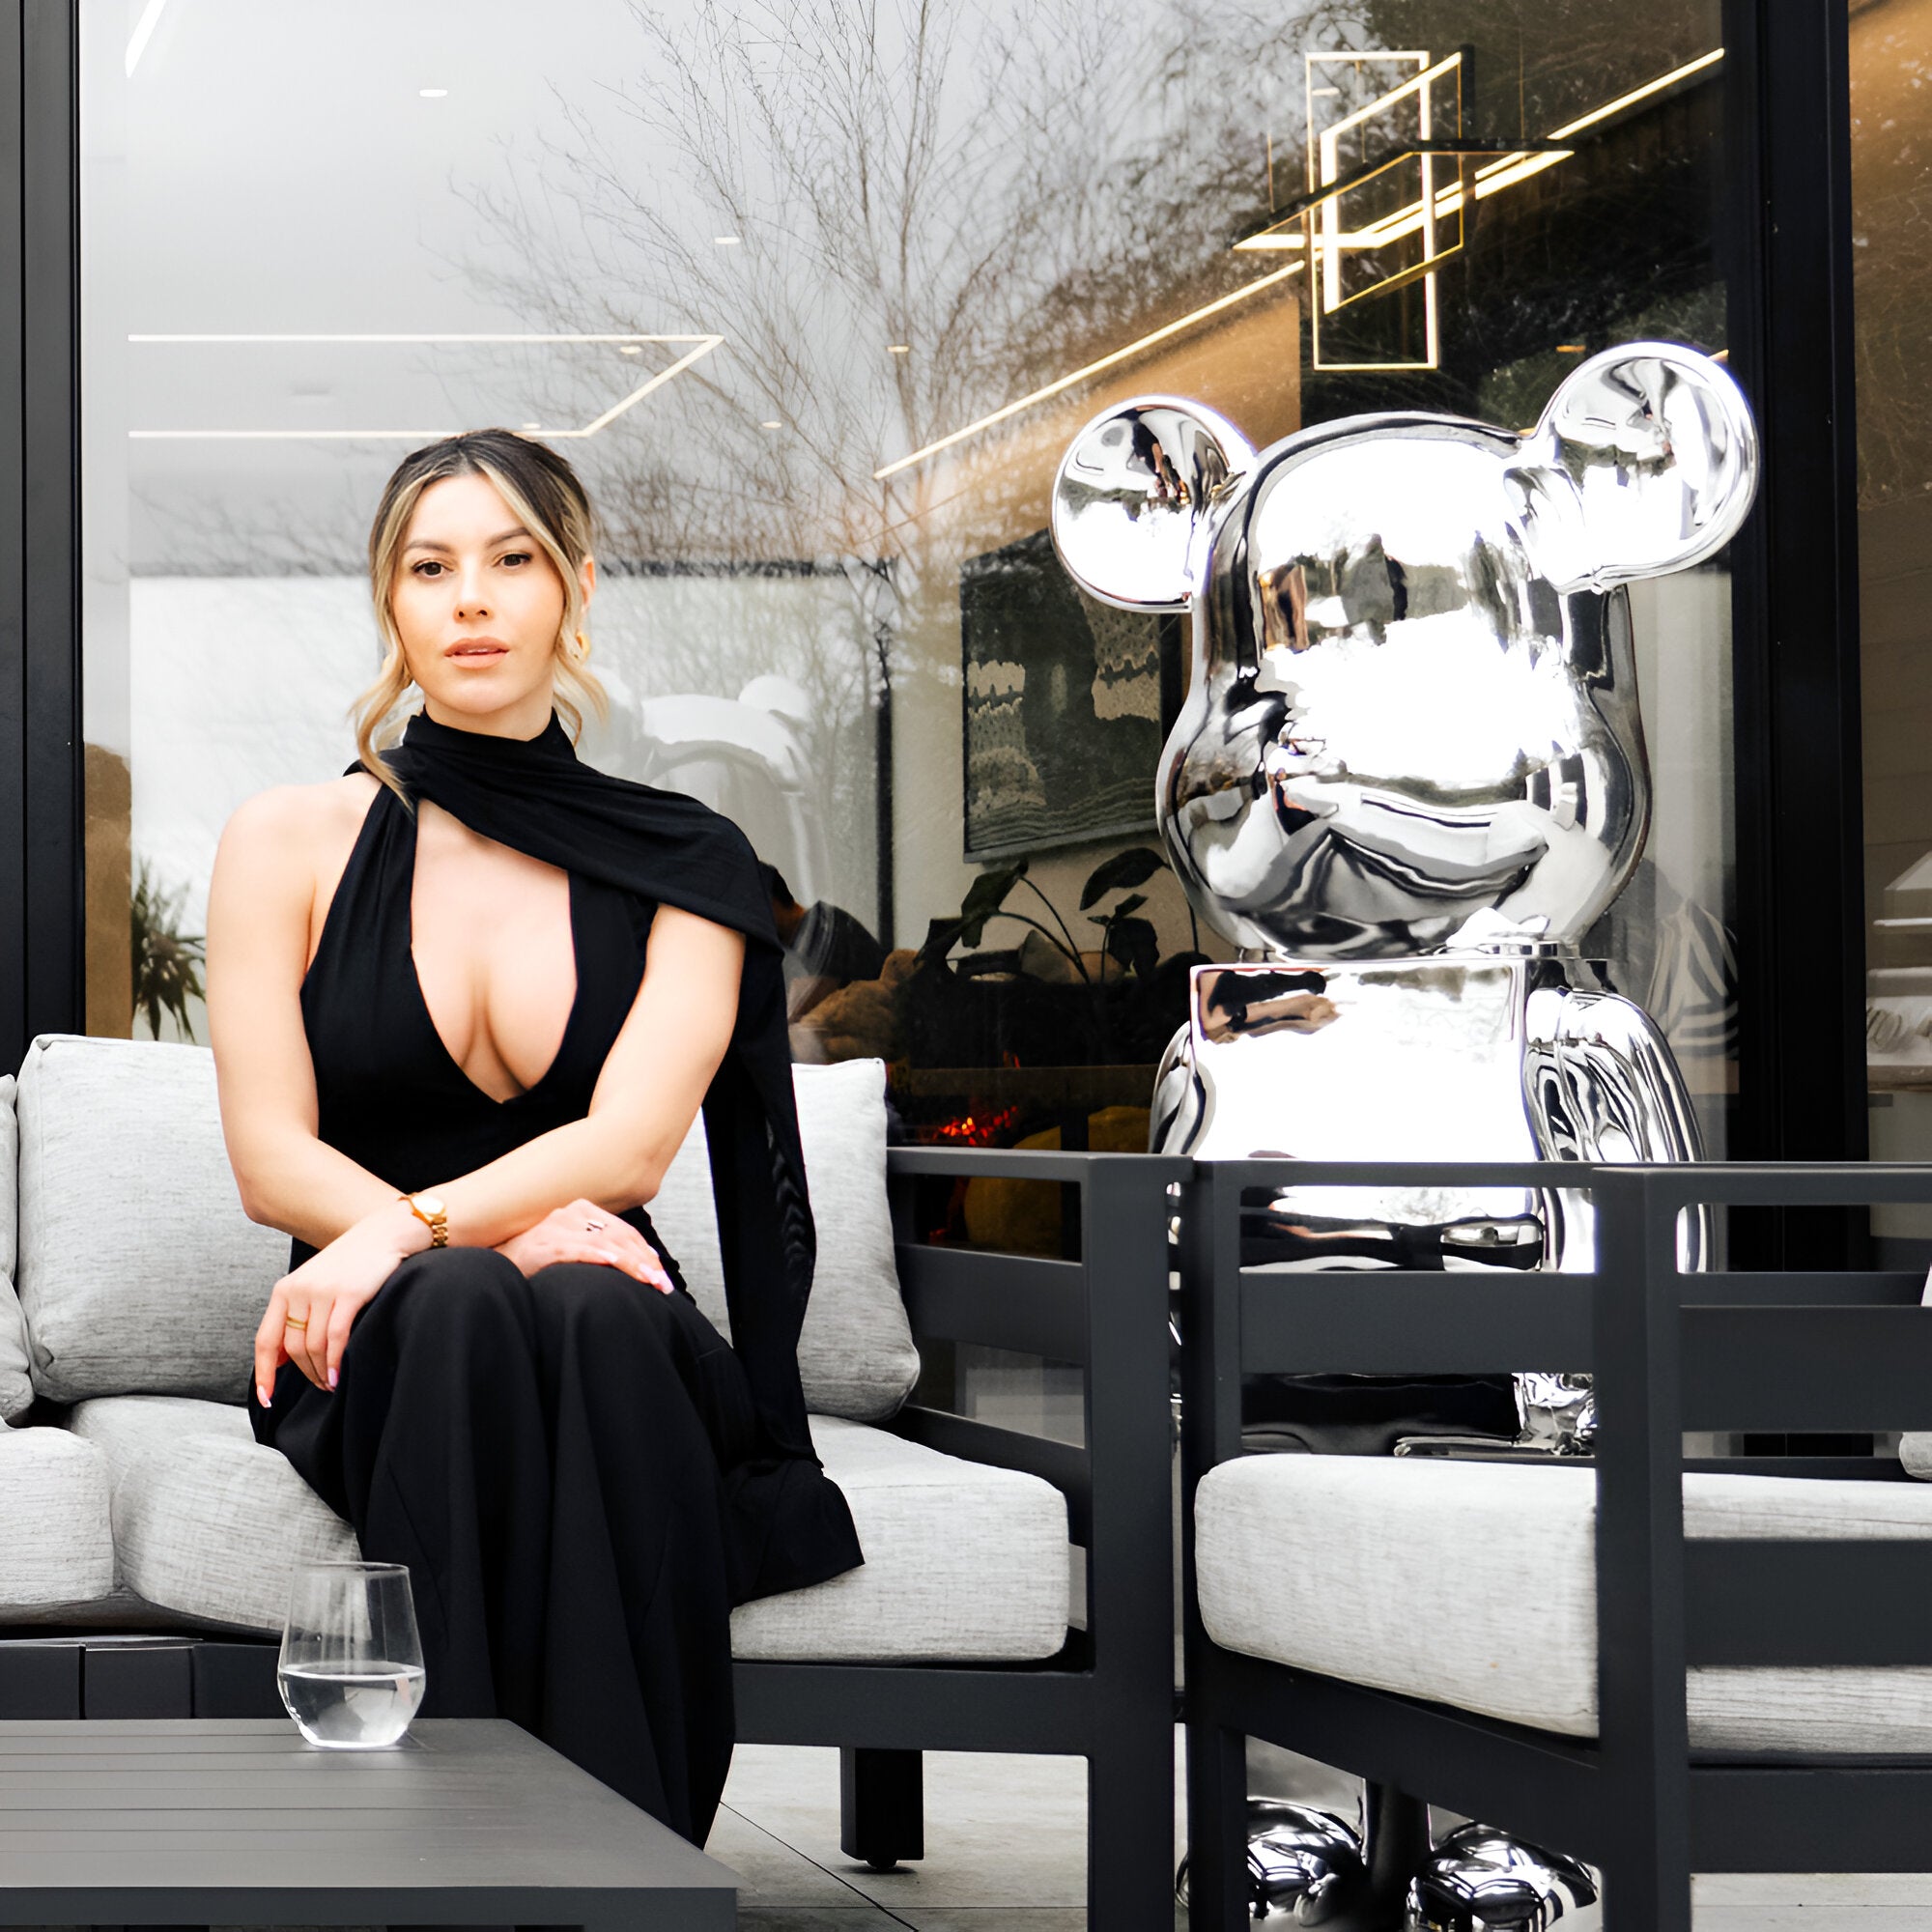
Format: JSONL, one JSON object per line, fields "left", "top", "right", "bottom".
{"left": 221, "top": 773, "right": 379, "bottom": 859}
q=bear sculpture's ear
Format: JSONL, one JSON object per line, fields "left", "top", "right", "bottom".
{"left": 1504, "top": 342, "right": 1759, "bottom": 595}
{"left": 1051, "top": 397, "right": 1256, "bottom": 612}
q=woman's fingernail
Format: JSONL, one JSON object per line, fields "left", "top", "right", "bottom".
{"left": 327, "top": 1367, "right": 339, "bottom": 1390}
{"left": 258, "top": 1383, "right": 271, "bottom": 1406}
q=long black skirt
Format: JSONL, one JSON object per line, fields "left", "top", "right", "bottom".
{"left": 249, "top": 1246, "right": 759, "bottom": 1843}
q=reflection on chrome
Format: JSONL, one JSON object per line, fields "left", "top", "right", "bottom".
{"left": 1175, "top": 1798, "right": 1366, "bottom": 1924}
{"left": 1053, "top": 343, "right": 1758, "bottom": 959}
{"left": 1169, "top": 952, "right": 1703, "bottom": 1269}
{"left": 1405, "top": 1822, "right": 1602, "bottom": 1932}
{"left": 1050, "top": 396, "right": 1255, "bottom": 616}
{"left": 1087, "top": 345, "right": 1755, "bottom": 1464}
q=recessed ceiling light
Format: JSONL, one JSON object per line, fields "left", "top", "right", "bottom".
{"left": 419, "top": 87, "right": 449, "bottom": 99}
{"left": 887, "top": 344, "right": 911, "bottom": 355}
{"left": 715, "top": 235, "right": 742, "bottom": 246}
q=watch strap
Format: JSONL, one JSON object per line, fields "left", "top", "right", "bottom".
{"left": 400, "top": 1193, "right": 449, "bottom": 1248}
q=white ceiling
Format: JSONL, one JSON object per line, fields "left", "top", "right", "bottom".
{"left": 86, "top": 0, "right": 790, "bottom": 566}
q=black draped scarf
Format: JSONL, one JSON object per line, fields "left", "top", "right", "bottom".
{"left": 375, "top": 708, "right": 863, "bottom": 1602}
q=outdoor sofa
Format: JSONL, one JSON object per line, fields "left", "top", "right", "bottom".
{"left": 0, "top": 1034, "right": 1179, "bottom": 1931}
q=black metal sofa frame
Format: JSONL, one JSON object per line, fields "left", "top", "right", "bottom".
{"left": 0, "top": 1145, "right": 1182, "bottom": 1932}
{"left": 1179, "top": 1157, "right": 1932, "bottom": 1932}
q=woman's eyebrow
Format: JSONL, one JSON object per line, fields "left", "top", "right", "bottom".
{"left": 403, "top": 526, "right": 531, "bottom": 554}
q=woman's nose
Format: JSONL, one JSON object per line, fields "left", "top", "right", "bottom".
{"left": 454, "top": 570, "right": 491, "bottom": 618}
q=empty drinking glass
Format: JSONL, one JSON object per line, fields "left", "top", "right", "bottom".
{"left": 278, "top": 1560, "right": 426, "bottom": 1749}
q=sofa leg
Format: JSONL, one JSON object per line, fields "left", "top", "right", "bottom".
{"left": 839, "top": 1746, "right": 923, "bottom": 1869}
{"left": 1090, "top": 1721, "right": 1179, "bottom": 1932}
{"left": 1181, "top": 1720, "right": 1249, "bottom": 1931}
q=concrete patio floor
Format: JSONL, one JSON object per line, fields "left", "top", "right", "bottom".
{"left": 711, "top": 1734, "right": 1932, "bottom": 1929}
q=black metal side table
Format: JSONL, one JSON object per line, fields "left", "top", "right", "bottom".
{"left": 0, "top": 1717, "right": 736, "bottom": 1927}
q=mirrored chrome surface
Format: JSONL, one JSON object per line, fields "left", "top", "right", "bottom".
{"left": 1176, "top": 1799, "right": 1366, "bottom": 1925}
{"left": 1054, "top": 345, "right": 1757, "bottom": 958}
{"left": 1163, "top": 955, "right": 1668, "bottom": 1272}
{"left": 1157, "top": 954, "right": 1706, "bottom": 1453}
{"left": 1405, "top": 1823, "right": 1601, "bottom": 1932}
{"left": 1050, "top": 397, "right": 1256, "bottom": 614}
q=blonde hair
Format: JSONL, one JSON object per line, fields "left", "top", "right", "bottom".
{"left": 355, "top": 428, "right": 610, "bottom": 800}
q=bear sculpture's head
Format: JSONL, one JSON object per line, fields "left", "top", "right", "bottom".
{"left": 1050, "top": 343, "right": 1758, "bottom": 959}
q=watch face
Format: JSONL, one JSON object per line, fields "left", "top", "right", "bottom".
{"left": 415, "top": 1192, "right": 446, "bottom": 1217}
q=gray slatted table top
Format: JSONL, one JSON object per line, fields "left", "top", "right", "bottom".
{"left": 0, "top": 1718, "right": 737, "bottom": 1928}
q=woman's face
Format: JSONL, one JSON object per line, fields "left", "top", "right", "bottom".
{"left": 389, "top": 469, "right": 595, "bottom": 737}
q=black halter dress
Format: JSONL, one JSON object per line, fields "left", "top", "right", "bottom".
{"left": 248, "top": 758, "right": 859, "bottom": 1844}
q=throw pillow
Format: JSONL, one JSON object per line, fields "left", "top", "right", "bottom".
{"left": 651, "top": 1057, "right": 919, "bottom": 1421}
{"left": 0, "top": 1077, "right": 33, "bottom": 1420}
{"left": 15, "top": 1035, "right": 287, "bottom": 1403}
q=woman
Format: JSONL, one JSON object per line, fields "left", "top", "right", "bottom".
{"left": 206, "top": 429, "right": 862, "bottom": 1844}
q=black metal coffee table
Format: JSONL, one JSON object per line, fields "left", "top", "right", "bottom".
{"left": 0, "top": 1718, "right": 737, "bottom": 1927}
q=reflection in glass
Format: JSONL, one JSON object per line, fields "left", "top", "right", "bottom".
{"left": 1854, "top": 0, "right": 1932, "bottom": 1261}
{"left": 82, "top": 0, "right": 1732, "bottom": 1160}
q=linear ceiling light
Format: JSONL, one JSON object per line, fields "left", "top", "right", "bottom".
{"left": 873, "top": 264, "right": 1302, "bottom": 480}
{"left": 1469, "top": 47, "right": 1724, "bottom": 197}
{"left": 125, "top": 332, "right": 724, "bottom": 440}
{"left": 125, "top": 0, "right": 170, "bottom": 77}
{"left": 1240, "top": 48, "right": 1723, "bottom": 260}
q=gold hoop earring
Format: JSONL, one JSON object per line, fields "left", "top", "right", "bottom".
{"left": 572, "top": 629, "right": 589, "bottom": 663}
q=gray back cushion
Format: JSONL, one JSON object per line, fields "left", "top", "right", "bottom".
{"left": 14, "top": 1035, "right": 917, "bottom": 1421}
{"left": 16, "top": 1035, "right": 287, "bottom": 1403}
{"left": 651, "top": 1057, "right": 919, "bottom": 1421}
{"left": 0, "top": 1077, "right": 32, "bottom": 1421}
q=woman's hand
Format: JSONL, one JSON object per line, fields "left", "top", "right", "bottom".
{"left": 496, "top": 1199, "right": 674, "bottom": 1293}
{"left": 255, "top": 1206, "right": 422, "bottom": 1404}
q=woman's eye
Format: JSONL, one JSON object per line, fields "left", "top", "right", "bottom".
{"left": 498, "top": 551, "right": 531, "bottom": 568}
{"left": 412, "top": 560, "right": 447, "bottom": 578}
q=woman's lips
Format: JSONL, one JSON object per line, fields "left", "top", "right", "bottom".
{"left": 445, "top": 639, "right": 508, "bottom": 661}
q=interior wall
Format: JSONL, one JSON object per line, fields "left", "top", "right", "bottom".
{"left": 890, "top": 283, "right": 1302, "bottom": 971}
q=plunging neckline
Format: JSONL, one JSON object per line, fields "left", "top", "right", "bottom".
{"left": 403, "top": 805, "right": 586, "bottom": 1110}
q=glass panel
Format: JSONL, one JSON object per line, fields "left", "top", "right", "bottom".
{"left": 82, "top": 0, "right": 1734, "bottom": 1153}
{"left": 1853, "top": 0, "right": 1932, "bottom": 1257}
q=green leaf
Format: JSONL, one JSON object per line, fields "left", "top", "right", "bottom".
{"left": 1088, "top": 893, "right": 1147, "bottom": 929}
{"left": 916, "top": 916, "right": 968, "bottom": 970}
{"left": 958, "top": 860, "right": 1027, "bottom": 946}
{"left": 1079, "top": 845, "right": 1165, "bottom": 910}
{"left": 1104, "top": 915, "right": 1160, "bottom": 982}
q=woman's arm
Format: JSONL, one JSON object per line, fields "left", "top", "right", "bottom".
{"left": 212, "top": 784, "right": 743, "bottom": 1252}
{"left": 207, "top": 784, "right": 401, "bottom": 1246}
{"left": 244, "top": 895, "right": 745, "bottom": 1403}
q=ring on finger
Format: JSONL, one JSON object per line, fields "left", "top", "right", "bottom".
{"left": 285, "top": 1315, "right": 309, "bottom": 1332}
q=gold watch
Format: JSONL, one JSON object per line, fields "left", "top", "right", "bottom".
{"left": 400, "top": 1191, "right": 449, "bottom": 1248}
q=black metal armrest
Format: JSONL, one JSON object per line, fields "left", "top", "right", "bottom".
{"left": 884, "top": 1147, "right": 1184, "bottom": 1557}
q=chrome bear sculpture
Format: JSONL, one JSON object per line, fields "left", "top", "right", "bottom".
{"left": 1052, "top": 344, "right": 1757, "bottom": 1920}
{"left": 1052, "top": 343, "right": 1757, "bottom": 1448}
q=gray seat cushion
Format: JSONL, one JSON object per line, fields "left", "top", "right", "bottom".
{"left": 1195, "top": 1453, "right": 1932, "bottom": 1753}
{"left": 0, "top": 1420, "right": 116, "bottom": 1614}
{"left": 730, "top": 1417, "right": 1070, "bottom": 1662}
{"left": 69, "top": 1394, "right": 357, "bottom": 1633}
{"left": 651, "top": 1057, "right": 920, "bottom": 1421}
{"left": 16, "top": 1035, "right": 288, "bottom": 1404}
{"left": 72, "top": 1398, "right": 1070, "bottom": 1662}
{"left": 0, "top": 1078, "right": 31, "bottom": 1422}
